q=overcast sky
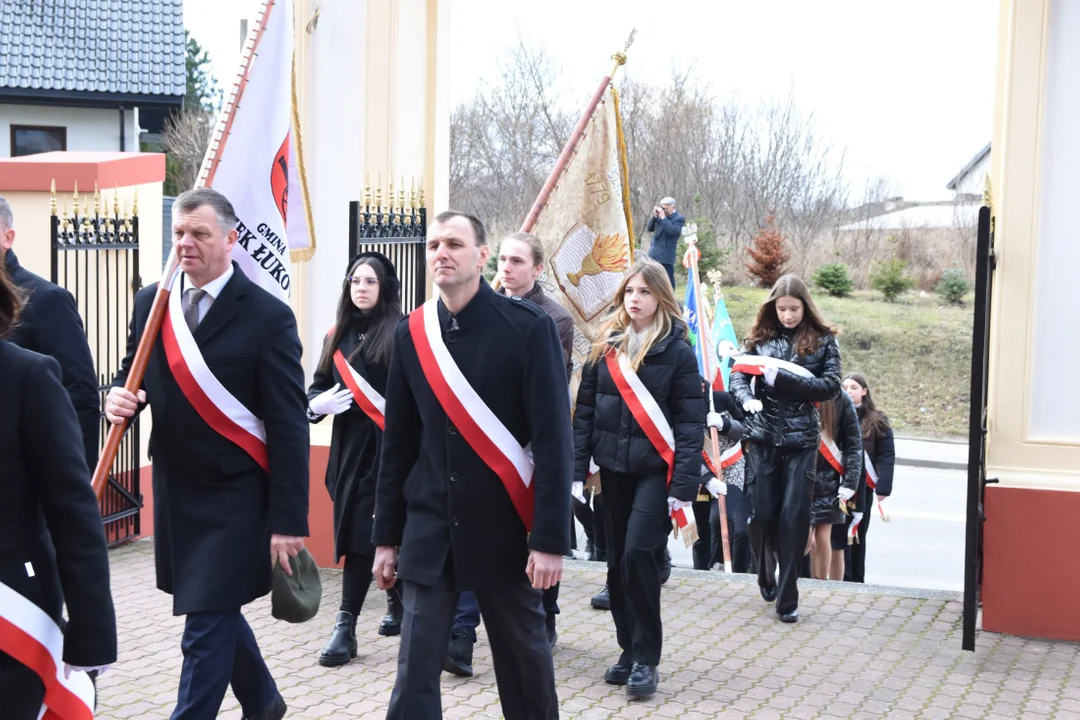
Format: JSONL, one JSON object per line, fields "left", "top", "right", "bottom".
{"left": 186, "top": 0, "right": 998, "bottom": 202}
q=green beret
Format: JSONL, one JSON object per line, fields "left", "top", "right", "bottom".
{"left": 271, "top": 548, "right": 322, "bottom": 623}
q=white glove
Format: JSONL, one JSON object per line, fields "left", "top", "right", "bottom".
{"left": 705, "top": 477, "right": 726, "bottom": 497}
{"left": 706, "top": 411, "right": 726, "bottom": 430}
{"left": 763, "top": 366, "right": 779, "bottom": 386}
{"left": 64, "top": 663, "right": 109, "bottom": 678}
{"left": 571, "top": 481, "right": 585, "bottom": 503}
{"left": 309, "top": 383, "right": 354, "bottom": 416}
{"left": 743, "top": 399, "right": 763, "bottom": 414}
{"left": 667, "top": 497, "right": 693, "bottom": 517}
{"left": 838, "top": 486, "right": 856, "bottom": 502}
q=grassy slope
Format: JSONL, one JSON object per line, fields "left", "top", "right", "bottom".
{"left": 709, "top": 287, "right": 974, "bottom": 439}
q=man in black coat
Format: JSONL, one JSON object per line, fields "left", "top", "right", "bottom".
{"left": 0, "top": 261, "right": 116, "bottom": 719}
{"left": 105, "top": 188, "right": 309, "bottom": 720}
{"left": 373, "top": 211, "right": 573, "bottom": 719}
{"left": 1, "top": 195, "right": 101, "bottom": 469}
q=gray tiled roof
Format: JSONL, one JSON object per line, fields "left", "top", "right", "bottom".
{"left": 0, "top": 0, "right": 185, "bottom": 99}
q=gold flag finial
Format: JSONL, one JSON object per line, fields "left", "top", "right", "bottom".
{"left": 50, "top": 179, "right": 57, "bottom": 216}
{"left": 610, "top": 29, "right": 635, "bottom": 78}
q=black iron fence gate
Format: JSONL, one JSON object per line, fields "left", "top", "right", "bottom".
{"left": 51, "top": 189, "right": 143, "bottom": 546}
{"left": 348, "top": 196, "right": 427, "bottom": 312}
{"left": 962, "top": 204, "right": 997, "bottom": 651}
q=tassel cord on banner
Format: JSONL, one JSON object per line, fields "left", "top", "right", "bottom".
{"left": 611, "top": 87, "right": 634, "bottom": 262}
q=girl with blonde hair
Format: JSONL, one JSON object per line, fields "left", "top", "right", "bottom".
{"left": 572, "top": 258, "right": 705, "bottom": 698}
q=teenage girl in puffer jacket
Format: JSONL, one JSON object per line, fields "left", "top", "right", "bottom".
{"left": 572, "top": 258, "right": 705, "bottom": 699}
{"left": 729, "top": 274, "right": 842, "bottom": 624}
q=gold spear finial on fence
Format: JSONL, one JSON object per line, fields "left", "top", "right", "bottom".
{"left": 409, "top": 176, "right": 417, "bottom": 210}
{"left": 50, "top": 179, "right": 57, "bottom": 216}
{"left": 113, "top": 185, "right": 120, "bottom": 218}
{"left": 418, "top": 176, "right": 425, "bottom": 208}
{"left": 93, "top": 182, "right": 100, "bottom": 217}
{"left": 399, "top": 174, "right": 406, "bottom": 213}
{"left": 133, "top": 186, "right": 139, "bottom": 216}
{"left": 364, "top": 171, "right": 371, "bottom": 208}
{"left": 72, "top": 181, "right": 79, "bottom": 213}
{"left": 61, "top": 199, "right": 69, "bottom": 231}
{"left": 388, "top": 175, "right": 395, "bottom": 212}
{"left": 375, "top": 172, "right": 383, "bottom": 212}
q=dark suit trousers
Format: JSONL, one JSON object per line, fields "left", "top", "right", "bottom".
{"left": 844, "top": 490, "right": 873, "bottom": 582}
{"left": 715, "top": 483, "right": 752, "bottom": 573}
{"left": 601, "top": 469, "right": 669, "bottom": 667}
{"left": 745, "top": 445, "right": 816, "bottom": 616}
{"left": 388, "top": 558, "right": 558, "bottom": 720}
{"left": 172, "top": 610, "right": 277, "bottom": 720}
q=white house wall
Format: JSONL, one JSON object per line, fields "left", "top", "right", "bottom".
{"left": 0, "top": 104, "right": 139, "bottom": 157}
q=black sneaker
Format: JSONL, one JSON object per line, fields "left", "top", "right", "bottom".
{"left": 443, "top": 625, "right": 475, "bottom": 677}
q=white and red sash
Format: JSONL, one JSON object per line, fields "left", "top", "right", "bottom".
{"left": 0, "top": 581, "right": 95, "bottom": 720}
{"left": 702, "top": 442, "right": 743, "bottom": 478}
{"left": 160, "top": 277, "right": 268, "bottom": 471}
{"left": 605, "top": 349, "right": 695, "bottom": 534}
{"left": 731, "top": 354, "right": 814, "bottom": 379}
{"left": 409, "top": 299, "right": 535, "bottom": 529}
{"left": 847, "top": 511, "right": 864, "bottom": 545}
{"left": 863, "top": 450, "right": 878, "bottom": 491}
{"left": 326, "top": 331, "right": 387, "bottom": 430}
{"left": 818, "top": 437, "right": 844, "bottom": 475}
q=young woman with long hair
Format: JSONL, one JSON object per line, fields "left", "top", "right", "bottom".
{"left": 572, "top": 258, "right": 705, "bottom": 698}
{"left": 308, "top": 252, "right": 403, "bottom": 666}
{"left": 729, "top": 274, "right": 842, "bottom": 623}
{"left": 840, "top": 372, "right": 896, "bottom": 582}
{"left": 808, "top": 393, "right": 862, "bottom": 580}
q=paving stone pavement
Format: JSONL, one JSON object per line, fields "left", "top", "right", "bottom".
{"left": 97, "top": 539, "right": 1080, "bottom": 719}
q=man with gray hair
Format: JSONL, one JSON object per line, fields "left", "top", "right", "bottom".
{"left": 0, "top": 195, "right": 100, "bottom": 468}
{"left": 645, "top": 196, "right": 686, "bottom": 289}
{"left": 105, "top": 187, "right": 310, "bottom": 720}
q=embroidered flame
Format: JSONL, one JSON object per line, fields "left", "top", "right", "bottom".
{"left": 568, "top": 233, "right": 629, "bottom": 286}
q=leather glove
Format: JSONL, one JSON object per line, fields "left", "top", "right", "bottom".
{"left": 667, "top": 497, "right": 693, "bottom": 517}
{"left": 706, "top": 411, "right": 730, "bottom": 433}
{"left": 64, "top": 663, "right": 109, "bottom": 678}
{"left": 743, "top": 399, "right": 763, "bottom": 414}
{"left": 309, "top": 383, "right": 354, "bottom": 416}
{"left": 838, "top": 486, "right": 856, "bottom": 502}
{"left": 763, "top": 366, "right": 779, "bottom": 386}
{"left": 571, "top": 481, "right": 586, "bottom": 503}
{"left": 705, "top": 477, "right": 726, "bottom": 497}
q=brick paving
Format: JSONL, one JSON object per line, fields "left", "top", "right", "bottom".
{"left": 97, "top": 539, "right": 1080, "bottom": 719}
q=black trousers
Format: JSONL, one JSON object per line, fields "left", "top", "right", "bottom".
{"left": 387, "top": 557, "right": 557, "bottom": 720}
{"left": 844, "top": 488, "right": 873, "bottom": 582}
{"left": 601, "top": 469, "right": 669, "bottom": 667}
{"left": 571, "top": 495, "right": 595, "bottom": 551}
{"left": 592, "top": 492, "right": 608, "bottom": 560}
{"left": 691, "top": 499, "right": 715, "bottom": 570}
{"left": 341, "top": 552, "right": 374, "bottom": 613}
{"left": 713, "top": 483, "right": 752, "bottom": 573}
{"left": 745, "top": 444, "right": 815, "bottom": 615}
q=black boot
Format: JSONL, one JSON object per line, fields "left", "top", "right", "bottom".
{"left": 378, "top": 586, "right": 403, "bottom": 637}
{"left": 443, "top": 625, "right": 475, "bottom": 677}
{"left": 627, "top": 663, "right": 659, "bottom": 697}
{"left": 241, "top": 693, "right": 287, "bottom": 720}
{"left": 585, "top": 536, "right": 597, "bottom": 561}
{"left": 318, "top": 611, "right": 357, "bottom": 667}
{"left": 590, "top": 584, "right": 610, "bottom": 610}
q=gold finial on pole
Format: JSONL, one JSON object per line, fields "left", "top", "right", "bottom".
{"left": 93, "top": 182, "right": 100, "bottom": 217}
{"left": 364, "top": 171, "right": 371, "bottom": 208}
{"left": 609, "top": 28, "right": 635, "bottom": 77}
{"left": 50, "top": 179, "right": 57, "bottom": 216}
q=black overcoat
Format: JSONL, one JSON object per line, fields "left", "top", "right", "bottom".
{"left": 0, "top": 340, "right": 116, "bottom": 669}
{"left": 308, "top": 325, "right": 387, "bottom": 560}
{"left": 113, "top": 264, "right": 310, "bottom": 615}
{"left": 372, "top": 281, "right": 573, "bottom": 590}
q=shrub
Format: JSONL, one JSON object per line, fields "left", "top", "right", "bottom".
{"left": 812, "top": 262, "right": 854, "bottom": 297}
{"left": 869, "top": 258, "right": 916, "bottom": 303}
{"left": 745, "top": 214, "right": 790, "bottom": 288}
{"left": 935, "top": 268, "right": 970, "bottom": 305}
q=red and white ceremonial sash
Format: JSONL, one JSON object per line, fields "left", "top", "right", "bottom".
{"left": 332, "top": 349, "right": 386, "bottom": 430}
{"left": 863, "top": 450, "right": 878, "bottom": 491}
{"left": 702, "top": 442, "right": 743, "bottom": 477}
{"left": 731, "top": 354, "right": 813, "bottom": 379}
{"left": 409, "top": 300, "right": 535, "bottom": 529}
{"left": 0, "top": 581, "right": 95, "bottom": 720}
{"left": 818, "top": 437, "right": 844, "bottom": 475}
{"left": 160, "top": 278, "right": 269, "bottom": 471}
{"left": 847, "top": 511, "right": 864, "bottom": 545}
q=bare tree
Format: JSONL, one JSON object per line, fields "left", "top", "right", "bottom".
{"left": 163, "top": 107, "right": 214, "bottom": 195}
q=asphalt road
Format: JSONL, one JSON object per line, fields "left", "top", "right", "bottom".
{"left": 574, "top": 463, "right": 968, "bottom": 593}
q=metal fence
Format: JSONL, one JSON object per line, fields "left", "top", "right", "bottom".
{"left": 51, "top": 186, "right": 143, "bottom": 546}
{"left": 348, "top": 196, "right": 427, "bottom": 312}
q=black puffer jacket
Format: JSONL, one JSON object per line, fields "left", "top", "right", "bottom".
{"left": 815, "top": 392, "right": 863, "bottom": 496}
{"left": 573, "top": 322, "right": 706, "bottom": 501}
{"left": 729, "top": 331, "right": 842, "bottom": 450}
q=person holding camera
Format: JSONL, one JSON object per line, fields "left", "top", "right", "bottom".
{"left": 645, "top": 197, "right": 685, "bottom": 289}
